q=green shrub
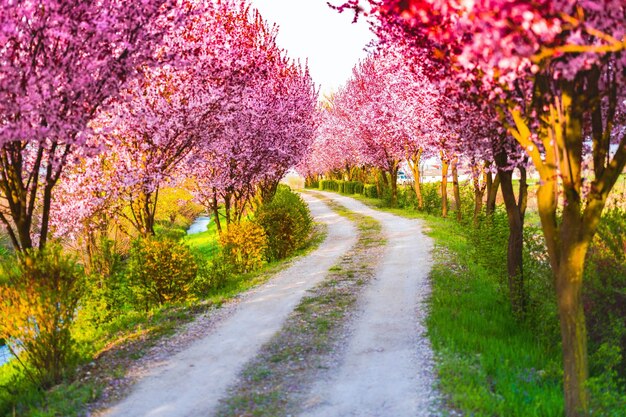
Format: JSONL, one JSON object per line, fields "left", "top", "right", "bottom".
{"left": 342, "top": 181, "right": 364, "bottom": 195}
{"left": 467, "top": 208, "right": 509, "bottom": 291}
{"left": 306, "top": 179, "right": 319, "bottom": 189}
{"left": 127, "top": 237, "right": 197, "bottom": 309}
{"left": 421, "top": 182, "right": 442, "bottom": 214}
{"left": 219, "top": 222, "right": 268, "bottom": 273}
{"left": 256, "top": 187, "right": 313, "bottom": 262}
{"left": 0, "top": 246, "right": 85, "bottom": 388}
{"left": 319, "top": 179, "right": 339, "bottom": 191}
{"left": 363, "top": 184, "right": 378, "bottom": 199}
{"left": 191, "top": 253, "right": 234, "bottom": 297}
{"left": 154, "top": 224, "right": 187, "bottom": 241}
{"left": 337, "top": 180, "right": 345, "bottom": 193}
{"left": 584, "top": 207, "right": 626, "bottom": 380}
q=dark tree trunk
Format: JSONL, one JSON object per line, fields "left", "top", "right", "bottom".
{"left": 388, "top": 164, "right": 399, "bottom": 208}
{"left": 495, "top": 154, "right": 528, "bottom": 317}
{"left": 211, "top": 189, "right": 222, "bottom": 234}
{"left": 486, "top": 172, "right": 500, "bottom": 217}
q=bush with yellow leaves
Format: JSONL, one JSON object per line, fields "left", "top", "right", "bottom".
{"left": 0, "top": 246, "right": 85, "bottom": 388}
{"left": 127, "top": 237, "right": 197, "bottom": 310}
{"left": 218, "top": 222, "right": 268, "bottom": 274}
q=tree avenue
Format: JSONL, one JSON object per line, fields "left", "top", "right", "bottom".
{"left": 322, "top": 1, "right": 625, "bottom": 416}
{"left": 1, "top": 0, "right": 625, "bottom": 415}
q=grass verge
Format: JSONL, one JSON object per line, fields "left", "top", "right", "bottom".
{"left": 216, "top": 195, "right": 384, "bottom": 417}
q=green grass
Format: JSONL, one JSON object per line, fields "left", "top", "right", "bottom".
{"left": 184, "top": 215, "right": 220, "bottom": 258}
{"left": 425, "top": 217, "right": 563, "bottom": 416}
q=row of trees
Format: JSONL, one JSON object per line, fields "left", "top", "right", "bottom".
{"left": 1, "top": 1, "right": 318, "bottom": 399}
{"left": 313, "top": 1, "right": 625, "bottom": 415}
{"left": 0, "top": 0, "right": 317, "bottom": 257}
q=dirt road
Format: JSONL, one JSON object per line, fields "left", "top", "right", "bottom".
{"left": 100, "top": 193, "right": 357, "bottom": 417}
{"left": 299, "top": 191, "right": 440, "bottom": 417}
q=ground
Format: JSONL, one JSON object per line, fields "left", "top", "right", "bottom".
{"left": 97, "top": 191, "right": 439, "bottom": 417}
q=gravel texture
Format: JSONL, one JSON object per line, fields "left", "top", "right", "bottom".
{"left": 299, "top": 191, "right": 442, "bottom": 417}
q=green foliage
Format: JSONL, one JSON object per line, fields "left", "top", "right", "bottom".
{"left": 219, "top": 222, "right": 268, "bottom": 274}
{"left": 425, "top": 218, "right": 564, "bottom": 416}
{"left": 255, "top": 187, "right": 313, "bottom": 262}
{"left": 191, "top": 253, "right": 234, "bottom": 297}
{"left": 305, "top": 179, "right": 319, "bottom": 189}
{"left": 344, "top": 181, "right": 364, "bottom": 194}
{"left": 319, "top": 179, "right": 339, "bottom": 192}
{"left": 154, "top": 224, "right": 187, "bottom": 241}
{"left": 522, "top": 225, "right": 559, "bottom": 348}
{"left": 127, "top": 237, "right": 198, "bottom": 309}
{"left": 363, "top": 184, "right": 378, "bottom": 199}
{"left": 584, "top": 207, "right": 626, "bottom": 381}
{"left": 467, "top": 208, "right": 509, "bottom": 289}
{"left": 420, "top": 182, "right": 442, "bottom": 214}
{"left": 76, "top": 237, "right": 132, "bottom": 331}
{"left": 0, "top": 246, "right": 85, "bottom": 389}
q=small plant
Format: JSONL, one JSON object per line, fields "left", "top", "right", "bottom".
{"left": 191, "top": 253, "right": 234, "bottom": 297}
{"left": 420, "top": 182, "right": 442, "bottom": 214}
{"left": 255, "top": 187, "right": 313, "bottom": 262}
{"left": 0, "top": 246, "right": 85, "bottom": 389}
{"left": 219, "top": 222, "right": 268, "bottom": 273}
{"left": 127, "top": 237, "right": 198, "bottom": 309}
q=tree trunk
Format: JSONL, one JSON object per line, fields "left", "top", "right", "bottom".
{"left": 211, "top": 189, "right": 222, "bottom": 234}
{"left": 471, "top": 161, "right": 487, "bottom": 225}
{"left": 407, "top": 150, "right": 424, "bottom": 210}
{"left": 388, "top": 165, "right": 399, "bottom": 208}
{"left": 486, "top": 172, "right": 500, "bottom": 217}
{"left": 556, "top": 216, "right": 590, "bottom": 417}
{"left": 496, "top": 158, "right": 527, "bottom": 317}
{"left": 440, "top": 153, "right": 449, "bottom": 218}
{"left": 451, "top": 157, "right": 461, "bottom": 221}
{"left": 224, "top": 193, "right": 232, "bottom": 227}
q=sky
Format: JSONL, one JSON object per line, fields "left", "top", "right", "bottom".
{"left": 250, "top": 0, "right": 373, "bottom": 97}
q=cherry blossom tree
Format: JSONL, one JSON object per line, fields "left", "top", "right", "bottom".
{"left": 180, "top": 6, "right": 317, "bottom": 231}
{"left": 0, "top": 0, "right": 180, "bottom": 252}
{"left": 335, "top": 1, "right": 626, "bottom": 413}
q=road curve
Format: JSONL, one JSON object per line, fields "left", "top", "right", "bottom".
{"left": 300, "top": 191, "right": 440, "bottom": 417}
{"left": 100, "top": 192, "right": 357, "bottom": 417}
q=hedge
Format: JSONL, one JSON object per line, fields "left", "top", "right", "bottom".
{"left": 363, "top": 184, "right": 378, "bottom": 199}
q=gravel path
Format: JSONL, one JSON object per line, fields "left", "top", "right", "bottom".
{"left": 300, "top": 191, "right": 440, "bottom": 417}
{"left": 99, "top": 193, "right": 357, "bottom": 417}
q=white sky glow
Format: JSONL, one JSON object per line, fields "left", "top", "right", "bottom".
{"left": 250, "top": 0, "right": 373, "bottom": 97}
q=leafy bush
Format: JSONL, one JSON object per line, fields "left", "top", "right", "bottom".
{"left": 363, "top": 184, "right": 378, "bottom": 199}
{"left": 306, "top": 179, "right": 319, "bottom": 189}
{"left": 255, "top": 187, "right": 313, "bottom": 262}
{"left": 342, "top": 181, "right": 364, "bottom": 195}
{"left": 584, "top": 207, "right": 626, "bottom": 380}
{"left": 421, "top": 182, "right": 442, "bottom": 214}
{"left": 219, "top": 222, "right": 268, "bottom": 273}
{"left": 127, "top": 237, "right": 197, "bottom": 309}
{"left": 319, "top": 179, "right": 339, "bottom": 192}
{"left": 191, "top": 253, "right": 233, "bottom": 297}
{"left": 154, "top": 224, "right": 187, "bottom": 241}
{"left": 0, "top": 246, "right": 85, "bottom": 388}
{"left": 77, "top": 237, "right": 131, "bottom": 329}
